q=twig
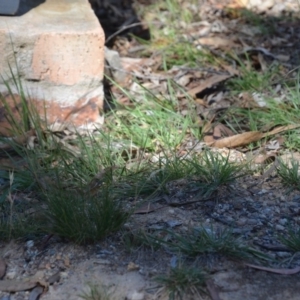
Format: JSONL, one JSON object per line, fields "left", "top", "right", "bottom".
{"left": 253, "top": 241, "right": 291, "bottom": 252}
{"left": 105, "top": 22, "right": 144, "bottom": 44}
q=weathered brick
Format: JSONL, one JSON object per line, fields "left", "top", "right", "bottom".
{"left": 0, "top": 0, "right": 105, "bottom": 136}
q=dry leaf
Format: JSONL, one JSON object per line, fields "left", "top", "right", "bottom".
{"left": 213, "top": 124, "right": 234, "bottom": 139}
{"left": 221, "top": 63, "right": 240, "bottom": 76}
{"left": 253, "top": 153, "right": 276, "bottom": 164}
{"left": 206, "top": 124, "right": 300, "bottom": 148}
{"left": 0, "top": 258, "right": 6, "bottom": 279}
{"left": 195, "top": 98, "right": 208, "bottom": 107}
{"left": 262, "top": 124, "right": 300, "bottom": 137}
{"left": 64, "top": 257, "right": 70, "bottom": 268}
{"left": 275, "top": 54, "right": 290, "bottom": 62}
{"left": 239, "top": 92, "right": 261, "bottom": 108}
{"left": 204, "top": 124, "right": 234, "bottom": 144}
{"left": 257, "top": 52, "right": 268, "bottom": 72}
{"left": 213, "top": 0, "right": 248, "bottom": 9}
{"left": 121, "top": 57, "right": 155, "bottom": 72}
{"left": 184, "top": 74, "right": 232, "bottom": 98}
{"left": 209, "top": 131, "right": 263, "bottom": 148}
{"left": 195, "top": 36, "right": 238, "bottom": 49}
{"left": 246, "top": 263, "right": 300, "bottom": 275}
{"left": 242, "top": 47, "right": 290, "bottom": 63}
{"left": 127, "top": 262, "right": 140, "bottom": 271}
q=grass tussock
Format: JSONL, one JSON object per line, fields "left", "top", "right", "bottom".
{"left": 279, "top": 227, "right": 300, "bottom": 252}
{"left": 79, "top": 284, "right": 114, "bottom": 300}
{"left": 148, "top": 226, "right": 270, "bottom": 262}
{"left": 277, "top": 158, "right": 300, "bottom": 192}
{"left": 155, "top": 264, "right": 206, "bottom": 300}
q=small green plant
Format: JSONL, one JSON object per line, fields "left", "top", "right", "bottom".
{"left": 104, "top": 82, "right": 199, "bottom": 152}
{"left": 44, "top": 181, "right": 129, "bottom": 244}
{"left": 157, "top": 227, "right": 269, "bottom": 262}
{"left": 228, "top": 59, "right": 280, "bottom": 93}
{"left": 0, "top": 169, "right": 44, "bottom": 240}
{"left": 237, "top": 9, "right": 277, "bottom": 35}
{"left": 279, "top": 227, "right": 300, "bottom": 252}
{"left": 190, "top": 151, "right": 246, "bottom": 198}
{"left": 79, "top": 284, "right": 114, "bottom": 300}
{"left": 277, "top": 158, "right": 300, "bottom": 192}
{"left": 121, "top": 228, "right": 162, "bottom": 252}
{"left": 155, "top": 264, "right": 206, "bottom": 300}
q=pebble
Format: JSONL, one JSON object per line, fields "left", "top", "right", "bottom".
{"left": 26, "top": 240, "right": 34, "bottom": 248}
{"left": 262, "top": 207, "right": 272, "bottom": 214}
{"left": 127, "top": 262, "right": 140, "bottom": 271}
{"left": 60, "top": 272, "right": 68, "bottom": 279}
{"left": 236, "top": 218, "right": 247, "bottom": 226}
{"left": 259, "top": 214, "right": 267, "bottom": 220}
{"left": 257, "top": 189, "right": 268, "bottom": 195}
{"left": 276, "top": 252, "right": 291, "bottom": 258}
{"left": 6, "top": 270, "right": 16, "bottom": 280}
{"left": 226, "top": 217, "right": 234, "bottom": 223}
{"left": 275, "top": 224, "right": 285, "bottom": 231}
{"left": 127, "top": 291, "right": 144, "bottom": 300}
{"left": 247, "top": 219, "right": 258, "bottom": 225}
{"left": 279, "top": 218, "right": 288, "bottom": 226}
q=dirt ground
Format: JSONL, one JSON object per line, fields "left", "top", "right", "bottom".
{"left": 2, "top": 172, "right": 300, "bottom": 299}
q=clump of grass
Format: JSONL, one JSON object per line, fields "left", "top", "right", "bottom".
{"left": 155, "top": 264, "right": 206, "bottom": 300}
{"left": 279, "top": 227, "right": 300, "bottom": 252}
{"left": 234, "top": 8, "right": 277, "bottom": 35}
{"left": 104, "top": 82, "right": 199, "bottom": 152}
{"left": 44, "top": 181, "right": 129, "bottom": 245}
{"left": 277, "top": 158, "right": 300, "bottom": 192}
{"left": 0, "top": 169, "right": 44, "bottom": 240}
{"left": 121, "top": 228, "right": 163, "bottom": 252}
{"left": 190, "top": 150, "right": 246, "bottom": 198}
{"left": 0, "top": 72, "right": 132, "bottom": 243}
{"left": 157, "top": 227, "right": 269, "bottom": 262}
{"left": 228, "top": 57, "right": 280, "bottom": 93}
{"left": 79, "top": 284, "right": 114, "bottom": 300}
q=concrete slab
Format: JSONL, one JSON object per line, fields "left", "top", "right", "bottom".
{"left": 0, "top": 0, "right": 105, "bottom": 135}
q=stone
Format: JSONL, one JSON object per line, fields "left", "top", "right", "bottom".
{"left": 275, "top": 224, "right": 285, "bottom": 231}
{"left": 127, "top": 290, "right": 144, "bottom": 300}
{"left": 247, "top": 0, "right": 275, "bottom": 10}
{"left": 104, "top": 47, "right": 126, "bottom": 84}
{"left": 6, "top": 269, "right": 17, "bottom": 279}
{"left": 0, "top": 0, "right": 105, "bottom": 136}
